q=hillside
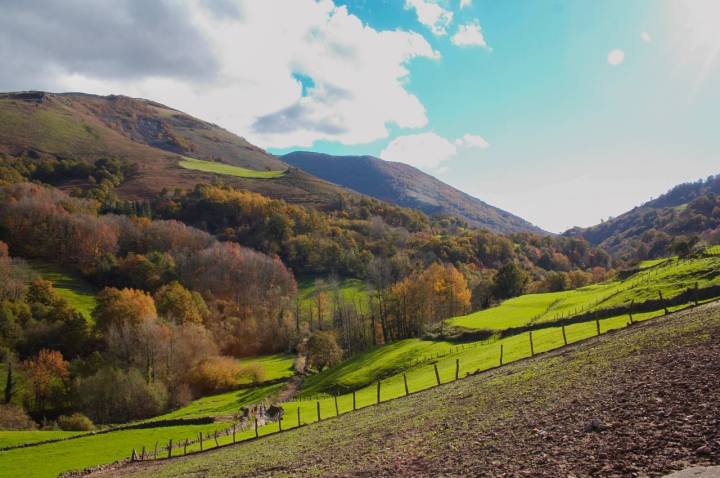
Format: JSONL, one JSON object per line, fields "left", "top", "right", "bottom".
{"left": 86, "top": 303, "right": 720, "bottom": 477}
{"left": 566, "top": 175, "right": 720, "bottom": 260}
{"left": 283, "top": 151, "right": 546, "bottom": 234}
{"left": 0, "top": 91, "right": 346, "bottom": 206}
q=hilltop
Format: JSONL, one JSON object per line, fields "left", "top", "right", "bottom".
{"left": 283, "top": 151, "right": 546, "bottom": 234}
{"left": 0, "top": 91, "right": 345, "bottom": 206}
{"left": 566, "top": 174, "right": 720, "bottom": 260}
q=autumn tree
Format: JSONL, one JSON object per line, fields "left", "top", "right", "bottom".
{"left": 153, "top": 281, "right": 208, "bottom": 325}
{"left": 306, "top": 331, "right": 343, "bottom": 371}
{"left": 22, "top": 349, "right": 69, "bottom": 417}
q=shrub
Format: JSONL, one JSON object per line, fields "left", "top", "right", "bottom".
{"left": 188, "top": 356, "right": 242, "bottom": 394}
{"left": 0, "top": 404, "right": 36, "bottom": 430}
{"left": 57, "top": 412, "right": 95, "bottom": 431}
{"left": 76, "top": 367, "right": 168, "bottom": 424}
{"left": 237, "top": 363, "right": 266, "bottom": 384}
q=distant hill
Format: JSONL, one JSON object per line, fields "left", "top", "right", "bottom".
{"left": 0, "top": 91, "right": 345, "bottom": 206}
{"left": 282, "top": 151, "right": 545, "bottom": 235}
{"left": 566, "top": 175, "right": 720, "bottom": 259}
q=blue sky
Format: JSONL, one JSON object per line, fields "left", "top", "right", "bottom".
{"left": 269, "top": 0, "right": 720, "bottom": 232}
{"left": 2, "top": 0, "right": 719, "bottom": 232}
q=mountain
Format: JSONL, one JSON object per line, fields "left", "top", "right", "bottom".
{"left": 565, "top": 175, "right": 720, "bottom": 259}
{"left": 0, "top": 91, "right": 345, "bottom": 206}
{"left": 282, "top": 151, "right": 546, "bottom": 235}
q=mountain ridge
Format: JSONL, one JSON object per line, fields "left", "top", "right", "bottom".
{"left": 282, "top": 151, "right": 546, "bottom": 235}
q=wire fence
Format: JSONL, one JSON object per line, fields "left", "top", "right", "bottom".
{"left": 127, "top": 291, "right": 720, "bottom": 463}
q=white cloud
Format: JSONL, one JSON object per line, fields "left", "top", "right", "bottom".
{"left": 641, "top": 31, "right": 652, "bottom": 43}
{"left": 607, "top": 49, "right": 625, "bottom": 65}
{"left": 0, "top": 0, "right": 440, "bottom": 149}
{"left": 381, "top": 132, "right": 488, "bottom": 170}
{"left": 455, "top": 134, "right": 489, "bottom": 148}
{"left": 459, "top": 0, "right": 472, "bottom": 8}
{"left": 404, "top": 0, "right": 454, "bottom": 36}
{"left": 451, "top": 21, "right": 490, "bottom": 49}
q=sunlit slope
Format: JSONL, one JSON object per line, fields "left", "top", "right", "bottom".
{"left": 450, "top": 254, "right": 720, "bottom": 331}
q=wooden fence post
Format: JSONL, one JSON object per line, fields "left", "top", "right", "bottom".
{"left": 297, "top": 407, "right": 301, "bottom": 427}
{"left": 141, "top": 446, "right": 146, "bottom": 460}
{"left": 629, "top": 300, "right": 634, "bottom": 324}
{"left": 334, "top": 395, "right": 339, "bottom": 416}
{"left": 254, "top": 417, "right": 259, "bottom": 438}
{"left": 694, "top": 282, "right": 699, "bottom": 306}
{"left": 184, "top": 439, "right": 188, "bottom": 455}
{"left": 659, "top": 291, "right": 668, "bottom": 314}
{"left": 316, "top": 400, "right": 321, "bottom": 422}
{"left": 499, "top": 344, "right": 504, "bottom": 365}
{"left": 278, "top": 415, "right": 283, "bottom": 432}
{"left": 377, "top": 381, "right": 381, "bottom": 404}
{"left": 131, "top": 448, "right": 137, "bottom": 461}
{"left": 153, "top": 441, "right": 158, "bottom": 459}
{"left": 455, "top": 359, "right": 460, "bottom": 380}
{"left": 529, "top": 331, "right": 535, "bottom": 356}
{"left": 595, "top": 317, "right": 601, "bottom": 336}
{"left": 433, "top": 363, "right": 441, "bottom": 386}
{"left": 561, "top": 325, "right": 567, "bottom": 346}
{"left": 403, "top": 373, "right": 409, "bottom": 396}
{"left": 199, "top": 433, "right": 203, "bottom": 451}
{"left": 232, "top": 423, "right": 236, "bottom": 444}
{"left": 167, "top": 439, "right": 172, "bottom": 458}
{"left": 352, "top": 390, "right": 356, "bottom": 410}
{"left": 214, "top": 431, "right": 219, "bottom": 447}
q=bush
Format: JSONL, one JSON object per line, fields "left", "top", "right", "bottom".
{"left": 0, "top": 404, "right": 36, "bottom": 430}
{"left": 237, "top": 363, "right": 266, "bottom": 384}
{"left": 188, "top": 356, "right": 242, "bottom": 394}
{"left": 57, "top": 412, "right": 95, "bottom": 431}
{"left": 76, "top": 367, "right": 168, "bottom": 424}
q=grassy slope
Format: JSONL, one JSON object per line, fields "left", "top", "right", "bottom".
{"left": 450, "top": 254, "right": 720, "bottom": 331}
{"left": 27, "top": 261, "right": 98, "bottom": 320}
{"left": 298, "top": 254, "right": 720, "bottom": 398}
{"left": 92, "top": 302, "right": 720, "bottom": 478}
{"left": 178, "top": 157, "right": 286, "bottom": 179}
{"left": 0, "top": 422, "right": 230, "bottom": 478}
{"left": 0, "top": 430, "right": 80, "bottom": 449}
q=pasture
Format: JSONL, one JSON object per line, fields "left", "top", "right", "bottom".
{"left": 27, "top": 261, "right": 98, "bottom": 321}
{"left": 178, "top": 157, "right": 286, "bottom": 178}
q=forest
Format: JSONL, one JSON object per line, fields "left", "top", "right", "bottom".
{"left": 0, "top": 157, "right": 614, "bottom": 430}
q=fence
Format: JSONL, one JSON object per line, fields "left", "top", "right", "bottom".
{"left": 127, "top": 290, "right": 720, "bottom": 463}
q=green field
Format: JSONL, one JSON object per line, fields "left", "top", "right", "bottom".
{"left": 449, "top": 255, "right": 720, "bottom": 331}
{"left": 0, "top": 430, "right": 82, "bottom": 449}
{"left": 27, "top": 261, "right": 98, "bottom": 320}
{"left": 178, "top": 157, "right": 286, "bottom": 178}
{"left": 0, "top": 421, "right": 231, "bottom": 478}
{"left": 297, "top": 277, "right": 371, "bottom": 317}
{"left": 236, "top": 354, "right": 295, "bottom": 384}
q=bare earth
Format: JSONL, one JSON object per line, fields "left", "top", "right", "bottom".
{"left": 89, "top": 303, "right": 720, "bottom": 478}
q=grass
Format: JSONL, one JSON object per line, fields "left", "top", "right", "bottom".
{"left": 156, "top": 383, "right": 284, "bottom": 420}
{"left": 0, "top": 421, "right": 231, "bottom": 478}
{"left": 27, "top": 260, "right": 98, "bottom": 321}
{"left": 297, "top": 277, "right": 371, "bottom": 318}
{"left": 449, "top": 255, "right": 720, "bottom": 331}
{"left": 0, "top": 430, "right": 81, "bottom": 449}
{"left": 236, "top": 354, "right": 295, "bottom": 384}
{"left": 708, "top": 245, "right": 720, "bottom": 255}
{"left": 88, "top": 301, "right": 720, "bottom": 478}
{"left": 178, "top": 157, "right": 286, "bottom": 179}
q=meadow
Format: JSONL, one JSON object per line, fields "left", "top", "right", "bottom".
{"left": 0, "top": 421, "right": 230, "bottom": 478}
{"left": 27, "top": 260, "right": 98, "bottom": 320}
{"left": 178, "top": 157, "right": 286, "bottom": 179}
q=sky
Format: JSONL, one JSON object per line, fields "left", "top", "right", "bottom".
{"left": 1, "top": 0, "right": 719, "bottom": 232}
